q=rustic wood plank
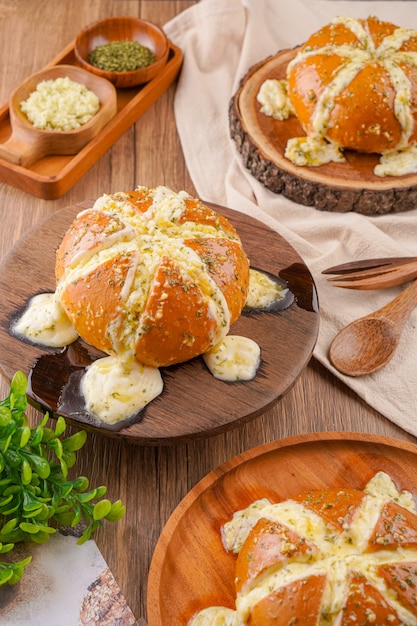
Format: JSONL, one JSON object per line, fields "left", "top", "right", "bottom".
{"left": 0, "top": 3, "right": 415, "bottom": 624}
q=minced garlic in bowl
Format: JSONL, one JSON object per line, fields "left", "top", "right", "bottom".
{"left": 20, "top": 76, "right": 100, "bottom": 131}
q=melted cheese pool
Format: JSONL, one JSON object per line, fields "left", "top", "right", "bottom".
{"left": 13, "top": 293, "right": 78, "bottom": 347}
{"left": 81, "top": 356, "right": 163, "bottom": 424}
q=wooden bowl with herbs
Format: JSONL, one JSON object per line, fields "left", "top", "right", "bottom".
{"left": 74, "top": 16, "right": 170, "bottom": 88}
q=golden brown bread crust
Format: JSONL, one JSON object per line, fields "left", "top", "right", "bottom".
{"left": 55, "top": 187, "right": 250, "bottom": 367}
{"left": 235, "top": 518, "right": 319, "bottom": 595}
{"left": 247, "top": 573, "right": 327, "bottom": 625}
{"left": 287, "top": 16, "right": 417, "bottom": 153}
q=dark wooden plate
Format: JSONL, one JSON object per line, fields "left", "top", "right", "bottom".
{"left": 147, "top": 432, "right": 417, "bottom": 625}
{"left": 230, "top": 47, "right": 417, "bottom": 215}
{"left": 0, "top": 201, "right": 318, "bottom": 444}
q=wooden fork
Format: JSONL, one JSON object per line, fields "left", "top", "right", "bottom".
{"left": 322, "top": 256, "right": 417, "bottom": 289}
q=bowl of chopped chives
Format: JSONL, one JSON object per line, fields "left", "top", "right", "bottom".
{"left": 74, "top": 16, "right": 170, "bottom": 88}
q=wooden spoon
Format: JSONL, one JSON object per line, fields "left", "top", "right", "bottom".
{"left": 329, "top": 280, "right": 417, "bottom": 376}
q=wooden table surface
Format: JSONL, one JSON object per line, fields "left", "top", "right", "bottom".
{"left": 0, "top": 2, "right": 416, "bottom": 624}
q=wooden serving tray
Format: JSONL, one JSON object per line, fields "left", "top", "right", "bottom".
{"left": 0, "top": 40, "right": 183, "bottom": 199}
{"left": 230, "top": 48, "right": 417, "bottom": 215}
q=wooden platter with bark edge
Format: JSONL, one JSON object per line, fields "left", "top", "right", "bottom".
{"left": 147, "top": 431, "right": 417, "bottom": 625}
{"left": 230, "top": 47, "right": 417, "bottom": 215}
{"left": 0, "top": 200, "right": 318, "bottom": 445}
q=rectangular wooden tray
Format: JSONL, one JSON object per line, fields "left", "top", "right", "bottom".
{"left": 0, "top": 40, "right": 183, "bottom": 199}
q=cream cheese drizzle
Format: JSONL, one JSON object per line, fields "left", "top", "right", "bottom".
{"left": 381, "top": 58, "right": 413, "bottom": 148}
{"left": 65, "top": 208, "right": 137, "bottom": 270}
{"left": 374, "top": 143, "right": 417, "bottom": 176}
{"left": 285, "top": 135, "right": 345, "bottom": 167}
{"left": 256, "top": 78, "right": 294, "bottom": 120}
{"left": 12, "top": 293, "right": 78, "bottom": 347}
{"left": 245, "top": 268, "right": 290, "bottom": 310}
{"left": 189, "top": 607, "right": 236, "bottom": 626}
{"left": 203, "top": 335, "right": 261, "bottom": 381}
{"left": 81, "top": 355, "right": 163, "bottom": 425}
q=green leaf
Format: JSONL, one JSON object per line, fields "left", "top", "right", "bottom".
{"left": 29, "top": 425, "right": 43, "bottom": 447}
{"left": 0, "top": 406, "right": 11, "bottom": 428}
{"left": 30, "top": 529, "right": 56, "bottom": 544}
{"left": 18, "top": 426, "right": 31, "bottom": 449}
{"left": 53, "top": 511, "right": 75, "bottom": 526}
{"left": 0, "top": 494, "right": 14, "bottom": 508}
{"left": 49, "top": 438, "right": 63, "bottom": 459}
{"left": 53, "top": 482, "right": 72, "bottom": 500}
{"left": 93, "top": 499, "right": 112, "bottom": 520}
{"left": 77, "top": 524, "right": 94, "bottom": 545}
{"left": 21, "top": 459, "right": 32, "bottom": 486}
{"left": 7, "top": 555, "right": 33, "bottom": 585}
{"left": 77, "top": 489, "right": 97, "bottom": 504}
{"left": 54, "top": 416, "right": 66, "bottom": 437}
{"left": 41, "top": 428, "right": 56, "bottom": 443}
{"left": 0, "top": 568, "right": 13, "bottom": 585}
{"left": 71, "top": 503, "right": 82, "bottom": 527}
{"left": 58, "top": 457, "right": 68, "bottom": 479}
{"left": 0, "top": 543, "right": 14, "bottom": 555}
{"left": 19, "top": 522, "right": 43, "bottom": 534}
{"left": 61, "top": 449, "right": 76, "bottom": 469}
{"left": 29, "top": 454, "right": 50, "bottom": 479}
{"left": 62, "top": 430, "right": 87, "bottom": 452}
{"left": 24, "top": 502, "right": 49, "bottom": 521}
{"left": 0, "top": 519, "right": 18, "bottom": 534}
{"left": 22, "top": 508, "right": 43, "bottom": 519}
{"left": 0, "top": 503, "right": 21, "bottom": 516}
{"left": 22, "top": 490, "right": 40, "bottom": 509}
{"left": 104, "top": 500, "right": 126, "bottom": 523}
{"left": 3, "top": 485, "right": 21, "bottom": 496}
{"left": 0, "top": 373, "right": 125, "bottom": 588}
{"left": 10, "top": 372, "right": 28, "bottom": 398}
{"left": 72, "top": 476, "right": 89, "bottom": 492}
{"left": 0, "top": 434, "right": 12, "bottom": 454}
{"left": 95, "top": 486, "right": 107, "bottom": 499}
{"left": 4, "top": 449, "right": 20, "bottom": 468}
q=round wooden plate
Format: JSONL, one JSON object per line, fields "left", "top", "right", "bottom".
{"left": 230, "top": 47, "right": 417, "bottom": 215}
{"left": 0, "top": 201, "right": 318, "bottom": 444}
{"left": 147, "top": 432, "right": 417, "bottom": 625}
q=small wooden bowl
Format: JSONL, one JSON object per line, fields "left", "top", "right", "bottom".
{"left": 74, "top": 17, "right": 170, "bottom": 88}
{"left": 0, "top": 65, "right": 117, "bottom": 168}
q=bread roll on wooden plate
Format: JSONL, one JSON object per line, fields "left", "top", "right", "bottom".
{"left": 55, "top": 185, "right": 250, "bottom": 368}
{"left": 231, "top": 16, "right": 417, "bottom": 213}
{"left": 191, "top": 471, "right": 417, "bottom": 625}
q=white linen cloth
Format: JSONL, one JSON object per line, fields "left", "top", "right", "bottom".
{"left": 164, "top": 0, "right": 417, "bottom": 436}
